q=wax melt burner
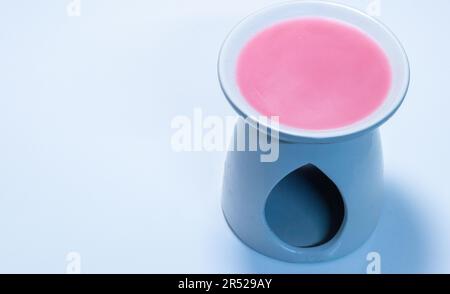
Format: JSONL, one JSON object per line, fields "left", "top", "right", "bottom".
{"left": 218, "top": 1, "right": 409, "bottom": 262}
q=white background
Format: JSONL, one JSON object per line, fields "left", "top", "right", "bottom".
{"left": 0, "top": 0, "right": 449, "bottom": 273}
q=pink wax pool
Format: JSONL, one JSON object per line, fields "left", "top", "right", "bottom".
{"left": 236, "top": 18, "right": 392, "bottom": 130}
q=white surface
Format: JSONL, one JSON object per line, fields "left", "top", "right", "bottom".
{"left": 0, "top": 0, "right": 449, "bottom": 273}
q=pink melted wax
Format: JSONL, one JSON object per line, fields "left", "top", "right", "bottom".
{"left": 237, "top": 18, "right": 392, "bottom": 130}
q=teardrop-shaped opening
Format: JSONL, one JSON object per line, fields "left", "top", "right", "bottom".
{"left": 265, "top": 164, "right": 345, "bottom": 248}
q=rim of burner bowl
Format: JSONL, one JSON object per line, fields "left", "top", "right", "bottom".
{"left": 218, "top": 1, "right": 410, "bottom": 143}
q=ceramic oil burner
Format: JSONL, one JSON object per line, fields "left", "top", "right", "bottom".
{"left": 218, "top": 1, "right": 410, "bottom": 262}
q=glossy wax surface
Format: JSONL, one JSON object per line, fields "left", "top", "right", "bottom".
{"left": 236, "top": 18, "right": 392, "bottom": 130}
